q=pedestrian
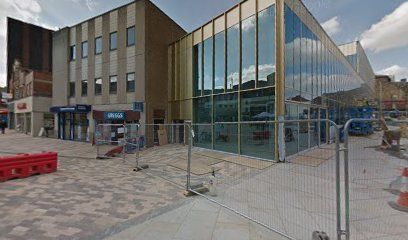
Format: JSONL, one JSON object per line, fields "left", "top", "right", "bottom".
{"left": 0, "top": 120, "right": 5, "bottom": 134}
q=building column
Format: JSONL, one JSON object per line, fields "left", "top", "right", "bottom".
{"left": 275, "top": 0, "right": 286, "bottom": 162}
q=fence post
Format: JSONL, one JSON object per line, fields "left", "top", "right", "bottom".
{"left": 343, "top": 119, "right": 354, "bottom": 240}
{"left": 333, "top": 121, "right": 342, "bottom": 240}
{"left": 186, "top": 122, "right": 192, "bottom": 191}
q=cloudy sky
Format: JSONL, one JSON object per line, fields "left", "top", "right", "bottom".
{"left": 0, "top": 0, "right": 407, "bottom": 87}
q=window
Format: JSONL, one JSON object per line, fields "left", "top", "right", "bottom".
{"left": 95, "top": 37, "right": 102, "bottom": 54}
{"left": 126, "top": 73, "right": 135, "bottom": 92}
{"left": 110, "top": 32, "right": 117, "bottom": 50}
{"left": 109, "top": 75, "right": 117, "bottom": 94}
{"left": 95, "top": 78, "right": 102, "bottom": 95}
{"left": 81, "top": 80, "right": 87, "bottom": 96}
{"left": 259, "top": 6, "right": 276, "bottom": 88}
{"left": 193, "top": 43, "right": 202, "bottom": 97}
{"left": 81, "top": 41, "right": 88, "bottom": 58}
{"left": 214, "top": 31, "right": 225, "bottom": 93}
{"left": 70, "top": 45, "right": 76, "bottom": 61}
{"left": 69, "top": 82, "right": 75, "bottom": 97}
{"left": 127, "top": 26, "right": 135, "bottom": 46}
{"left": 203, "top": 37, "right": 213, "bottom": 95}
{"left": 241, "top": 15, "right": 256, "bottom": 90}
{"left": 226, "top": 24, "right": 240, "bottom": 91}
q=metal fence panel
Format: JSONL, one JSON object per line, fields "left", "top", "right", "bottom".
{"left": 188, "top": 120, "right": 341, "bottom": 240}
{"left": 344, "top": 119, "right": 408, "bottom": 240}
{"left": 95, "top": 124, "right": 126, "bottom": 159}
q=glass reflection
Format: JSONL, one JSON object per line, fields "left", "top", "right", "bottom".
{"left": 193, "top": 43, "right": 202, "bottom": 97}
{"left": 214, "top": 93, "right": 238, "bottom": 153}
{"left": 214, "top": 32, "right": 225, "bottom": 93}
{"left": 227, "top": 24, "right": 240, "bottom": 91}
{"left": 258, "top": 6, "right": 276, "bottom": 87}
{"left": 241, "top": 16, "right": 256, "bottom": 90}
{"left": 203, "top": 37, "right": 213, "bottom": 95}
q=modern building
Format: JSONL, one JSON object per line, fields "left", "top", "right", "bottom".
{"left": 6, "top": 18, "right": 54, "bottom": 136}
{"left": 168, "top": 0, "right": 373, "bottom": 160}
{"left": 339, "top": 41, "right": 375, "bottom": 90}
{"left": 51, "top": 0, "right": 185, "bottom": 143}
{"left": 375, "top": 75, "right": 407, "bottom": 112}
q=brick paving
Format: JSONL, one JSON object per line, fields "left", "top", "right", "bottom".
{"left": 0, "top": 132, "right": 186, "bottom": 240}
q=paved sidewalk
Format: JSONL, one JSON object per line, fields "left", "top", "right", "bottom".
{"left": 107, "top": 197, "right": 287, "bottom": 240}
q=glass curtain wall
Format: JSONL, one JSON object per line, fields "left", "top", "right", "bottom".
{"left": 192, "top": 5, "right": 276, "bottom": 159}
{"left": 284, "top": 4, "right": 367, "bottom": 156}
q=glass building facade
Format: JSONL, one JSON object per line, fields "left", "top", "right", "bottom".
{"left": 192, "top": 5, "right": 276, "bottom": 160}
{"left": 169, "top": 0, "right": 372, "bottom": 160}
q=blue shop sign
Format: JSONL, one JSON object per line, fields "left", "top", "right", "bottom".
{"left": 104, "top": 112, "right": 125, "bottom": 120}
{"left": 133, "top": 102, "right": 144, "bottom": 112}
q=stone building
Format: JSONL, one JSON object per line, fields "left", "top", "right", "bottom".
{"left": 51, "top": 0, "right": 185, "bottom": 143}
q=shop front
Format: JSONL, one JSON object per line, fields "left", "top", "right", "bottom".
{"left": 50, "top": 105, "right": 92, "bottom": 142}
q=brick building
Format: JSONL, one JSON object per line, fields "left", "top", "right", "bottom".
{"left": 6, "top": 18, "right": 54, "bottom": 136}
{"left": 375, "top": 75, "right": 408, "bottom": 112}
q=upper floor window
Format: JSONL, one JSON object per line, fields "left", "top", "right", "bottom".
{"left": 127, "top": 73, "right": 135, "bottom": 92}
{"left": 95, "top": 37, "right": 102, "bottom": 55}
{"left": 95, "top": 78, "right": 102, "bottom": 95}
{"left": 81, "top": 80, "right": 88, "bottom": 96}
{"left": 127, "top": 26, "right": 135, "bottom": 46}
{"left": 109, "top": 75, "right": 117, "bottom": 94}
{"left": 110, "top": 32, "right": 117, "bottom": 51}
{"left": 69, "top": 82, "right": 75, "bottom": 97}
{"left": 81, "top": 41, "right": 88, "bottom": 58}
{"left": 70, "top": 45, "right": 76, "bottom": 61}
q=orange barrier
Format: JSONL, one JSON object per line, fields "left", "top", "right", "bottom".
{"left": 0, "top": 152, "right": 58, "bottom": 182}
{"left": 390, "top": 167, "right": 408, "bottom": 212}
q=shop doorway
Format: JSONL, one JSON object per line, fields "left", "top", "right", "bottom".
{"left": 153, "top": 118, "right": 164, "bottom": 145}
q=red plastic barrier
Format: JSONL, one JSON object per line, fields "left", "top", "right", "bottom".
{"left": 0, "top": 152, "right": 58, "bottom": 182}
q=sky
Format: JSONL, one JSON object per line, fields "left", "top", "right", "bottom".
{"left": 0, "top": 0, "right": 407, "bottom": 87}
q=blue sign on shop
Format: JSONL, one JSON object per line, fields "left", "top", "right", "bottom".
{"left": 104, "top": 112, "right": 125, "bottom": 120}
{"left": 133, "top": 102, "right": 144, "bottom": 112}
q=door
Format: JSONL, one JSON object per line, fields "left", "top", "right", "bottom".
{"left": 153, "top": 118, "right": 164, "bottom": 144}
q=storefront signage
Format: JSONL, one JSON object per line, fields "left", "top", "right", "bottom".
{"left": 104, "top": 112, "right": 125, "bottom": 120}
{"left": 17, "top": 103, "right": 27, "bottom": 110}
{"left": 133, "top": 102, "right": 144, "bottom": 112}
{"left": 1, "top": 92, "right": 12, "bottom": 100}
{"left": 50, "top": 105, "right": 91, "bottom": 113}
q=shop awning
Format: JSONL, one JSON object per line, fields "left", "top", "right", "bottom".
{"left": 50, "top": 104, "right": 91, "bottom": 113}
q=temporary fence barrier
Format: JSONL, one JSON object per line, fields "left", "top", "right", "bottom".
{"left": 95, "top": 124, "right": 127, "bottom": 160}
{"left": 186, "top": 119, "right": 341, "bottom": 240}
{"left": 343, "top": 118, "right": 408, "bottom": 240}
{"left": 0, "top": 152, "right": 58, "bottom": 181}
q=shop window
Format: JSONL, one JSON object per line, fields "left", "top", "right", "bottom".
{"left": 95, "top": 78, "right": 102, "bottom": 95}
{"left": 95, "top": 37, "right": 102, "bottom": 54}
{"left": 109, "top": 75, "right": 117, "bottom": 94}
{"left": 127, "top": 26, "right": 135, "bottom": 46}
{"left": 214, "top": 93, "right": 238, "bottom": 153}
{"left": 70, "top": 45, "right": 76, "bottom": 61}
{"left": 240, "top": 88, "right": 275, "bottom": 160}
{"left": 193, "top": 96, "right": 212, "bottom": 149}
{"left": 110, "top": 32, "right": 117, "bottom": 51}
{"left": 81, "top": 41, "right": 88, "bottom": 58}
{"left": 126, "top": 73, "right": 135, "bottom": 92}
{"left": 81, "top": 80, "right": 87, "bottom": 96}
{"left": 69, "top": 82, "right": 75, "bottom": 97}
